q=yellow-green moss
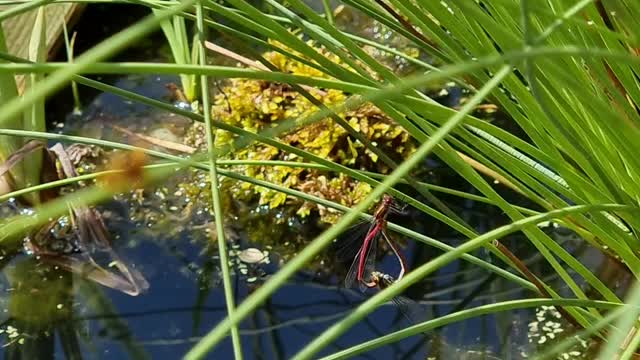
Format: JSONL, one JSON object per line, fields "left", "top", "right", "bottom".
{"left": 190, "top": 40, "right": 416, "bottom": 224}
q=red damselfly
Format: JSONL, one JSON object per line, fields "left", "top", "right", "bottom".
{"left": 341, "top": 194, "right": 407, "bottom": 291}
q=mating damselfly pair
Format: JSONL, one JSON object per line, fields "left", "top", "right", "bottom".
{"left": 335, "top": 194, "right": 422, "bottom": 323}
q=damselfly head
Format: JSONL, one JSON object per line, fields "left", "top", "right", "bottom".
{"left": 380, "top": 194, "right": 408, "bottom": 215}
{"left": 371, "top": 271, "right": 396, "bottom": 289}
{"left": 375, "top": 194, "right": 396, "bottom": 219}
{"left": 381, "top": 194, "right": 394, "bottom": 206}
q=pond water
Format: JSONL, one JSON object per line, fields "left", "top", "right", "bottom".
{"left": 0, "top": 70, "right": 610, "bottom": 359}
{"left": 0, "top": 3, "right": 623, "bottom": 360}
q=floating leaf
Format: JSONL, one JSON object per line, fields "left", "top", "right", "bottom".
{"left": 238, "top": 248, "right": 266, "bottom": 264}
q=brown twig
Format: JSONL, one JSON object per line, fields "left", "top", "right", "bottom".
{"left": 205, "top": 41, "right": 270, "bottom": 71}
{"left": 110, "top": 124, "right": 196, "bottom": 154}
{"left": 492, "top": 240, "right": 582, "bottom": 329}
{"left": 204, "top": 41, "right": 326, "bottom": 96}
{"left": 456, "top": 152, "right": 525, "bottom": 195}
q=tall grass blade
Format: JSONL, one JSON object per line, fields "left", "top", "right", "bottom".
{"left": 196, "top": 1, "right": 243, "bottom": 358}
{"left": 154, "top": 7, "right": 197, "bottom": 102}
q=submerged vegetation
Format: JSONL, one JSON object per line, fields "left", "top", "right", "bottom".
{"left": 1, "top": 0, "right": 640, "bottom": 359}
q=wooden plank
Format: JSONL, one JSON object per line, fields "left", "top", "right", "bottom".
{"left": 0, "top": 3, "right": 84, "bottom": 93}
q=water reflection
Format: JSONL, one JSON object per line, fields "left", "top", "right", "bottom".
{"left": 3, "top": 259, "right": 78, "bottom": 359}
{"left": 1, "top": 177, "right": 605, "bottom": 359}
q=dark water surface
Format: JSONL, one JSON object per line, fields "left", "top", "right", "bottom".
{"left": 47, "top": 73, "right": 433, "bottom": 360}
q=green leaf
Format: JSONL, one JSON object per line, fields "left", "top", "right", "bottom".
{"left": 0, "top": 19, "right": 25, "bottom": 199}
{"left": 18, "top": 6, "right": 47, "bottom": 204}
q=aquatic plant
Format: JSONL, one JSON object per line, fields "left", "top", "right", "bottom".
{"left": 193, "top": 40, "right": 416, "bottom": 223}
{"left": 154, "top": 9, "right": 199, "bottom": 104}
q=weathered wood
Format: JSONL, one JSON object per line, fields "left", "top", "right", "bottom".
{"left": 0, "top": 3, "right": 84, "bottom": 93}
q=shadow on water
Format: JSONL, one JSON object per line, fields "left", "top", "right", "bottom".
{"left": 0, "top": 3, "right": 630, "bottom": 360}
